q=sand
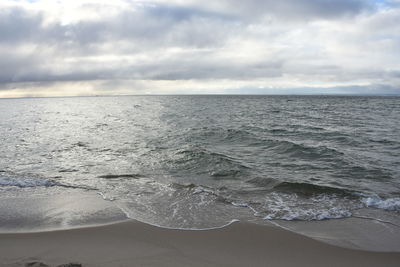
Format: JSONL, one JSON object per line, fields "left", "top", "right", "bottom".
{"left": 1, "top": 220, "right": 400, "bottom": 267}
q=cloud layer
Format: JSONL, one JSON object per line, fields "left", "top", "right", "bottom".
{"left": 0, "top": 0, "right": 399, "bottom": 96}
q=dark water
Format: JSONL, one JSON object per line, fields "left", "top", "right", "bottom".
{"left": 0, "top": 95, "right": 399, "bottom": 229}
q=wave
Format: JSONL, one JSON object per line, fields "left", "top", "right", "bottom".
{"left": 267, "top": 125, "right": 325, "bottom": 135}
{"left": 273, "top": 182, "right": 355, "bottom": 197}
{"left": 96, "top": 178, "right": 399, "bottom": 226}
{"left": 210, "top": 169, "right": 243, "bottom": 178}
{"left": 229, "top": 182, "right": 400, "bottom": 221}
{"left": 73, "top": 141, "right": 89, "bottom": 148}
{"left": 267, "top": 192, "right": 354, "bottom": 220}
{"left": 246, "top": 177, "right": 280, "bottom": 188}
{"left": 175, "top": 128, "right": 348, "bottom": 168}
{"left": 362, "top": 195, "right": 400, "bottom": 211}
{"left": 189, "top": 127, "right": 259, "bottom": 144}
{"left": 97, "top": 174, "right": 144, "bottom": 179}
{"left": 267, "top": 140, "right": 344, "bottom": 160}
{"left": 166, "top": 180, "right": 358, "bottom": 221}
{"left": 245, "top": 178, "right": 357, "bottom": 198}
{"left": 191, "top": 127, "right": 349, "bottom": 160}
{"left": 228, "top": 192, "right": 356, "bottom": 221}
{"left": 169, "top": 183, "right": 219, "bottom": 197}
{"left": 167, "top": 147, "right": 250, "bottom": 179}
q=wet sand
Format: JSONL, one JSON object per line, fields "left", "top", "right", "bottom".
{"left": 1, "top": 220, "right": 400, "bottom": 267}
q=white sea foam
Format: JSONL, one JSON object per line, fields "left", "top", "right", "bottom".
{"left": 97, "top": 191, "right": 116, "bottom": 201}
{"left": 258, "top": 193, "right": 400, "bottom": 221}
{"left": 362, "top": 195, "right": 400, "bottom": 211}
{"left": 263, "top": 209, "right": 352, "bottom": 221}
{"left": 249, "top": 192, "right": 355, "bottom": 221}
{"left": 231, "top": 202, "right": 249, "bottom": 207}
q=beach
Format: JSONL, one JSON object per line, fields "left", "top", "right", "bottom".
{"left": 1, "top": 220, "right": 400, "bottom": 267}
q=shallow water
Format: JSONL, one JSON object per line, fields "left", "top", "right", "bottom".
{"left": 0, "top": 95, "right": 399, "bottom": 230}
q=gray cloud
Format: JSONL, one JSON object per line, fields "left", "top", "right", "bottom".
{"left": 0, "top": 47, "right": 284, "bottom": 84}
{"left": 0, "top": 4, "right": 238, "bottom": 48}
{"left": 0, "top": 8, "right": 43, "bottom": 43}
{"left": 182, "top": 0, "right": 374, "bottom": 20}
{"left": 0, "top": 0, "right": 399, "bottom": 96}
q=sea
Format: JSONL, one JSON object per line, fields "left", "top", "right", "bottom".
{"left": 1, "top": 95, "right": 399, "bottom": 248}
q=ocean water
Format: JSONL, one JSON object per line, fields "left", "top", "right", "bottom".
{"left": 0, "top": 95, "right": 399, "bottom": 231}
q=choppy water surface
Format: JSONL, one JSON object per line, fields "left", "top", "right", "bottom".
{"left": 0, "top": 95, "right": 399, "bottom": 229}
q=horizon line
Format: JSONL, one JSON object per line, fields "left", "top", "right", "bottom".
{"left": 1, "top": 93, "right": 400, "bottom": 100}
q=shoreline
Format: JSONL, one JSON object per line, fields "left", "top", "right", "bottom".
{"left": 1, "top": 190, "right": 400, "bottom": 253}
{"left": 1, "top": 220, "right": 400, "bottom": 267}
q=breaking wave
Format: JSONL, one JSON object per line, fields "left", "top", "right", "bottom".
{"left": 273, "top": 182, "right": 355, "bottom": 197}
{"left": 362, "top": 195, "right": 400, "bottom": 211}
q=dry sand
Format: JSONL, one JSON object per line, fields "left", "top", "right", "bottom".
{"left": 0, "top": 220, "right": 399, "bottom": 267}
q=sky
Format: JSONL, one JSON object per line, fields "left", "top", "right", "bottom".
{"left": 0, "top": 0, "right": 399, "bottom": 97}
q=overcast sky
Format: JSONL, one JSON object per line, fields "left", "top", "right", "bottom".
{"left": 0, "top": 0, "right": 399, "bottom": 97}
